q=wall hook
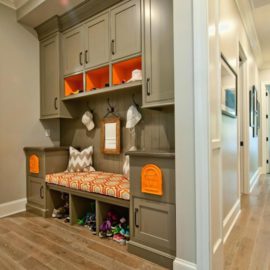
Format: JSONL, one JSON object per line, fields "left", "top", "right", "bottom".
{"left": 86, "top": 102, "right": 94, "bottom": 114}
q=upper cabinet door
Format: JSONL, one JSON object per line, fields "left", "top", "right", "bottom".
{"left": 143, "top": 0, "right": 174, "bottom": 107}
{"left": 62, "top": 26, "right": 84, "bottom": 76}
{"left": 85, "top": 13, "right": 110, "bottom": 69}
{"left": 110, "top": 0, "right": 141, "bottom": 61}
{"left": 40, "top": 34, "right": 60, "bottom": 117}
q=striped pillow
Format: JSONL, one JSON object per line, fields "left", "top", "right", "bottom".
{"left": 66, "top": 146, "right": 95, "bottom": 172}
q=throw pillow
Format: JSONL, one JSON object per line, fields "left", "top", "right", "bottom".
{"left": 66, "top": 146, "right": 95, "bottom": 172}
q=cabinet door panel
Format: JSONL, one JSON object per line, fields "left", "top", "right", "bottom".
{"left": 63, "top": 26, "right": 84, "bottom": 75}
{"left": 111, "top": 0, "right": 141, "bottom": 60}
{"left": 28, "top": 177, "right": 45, "bottom": 207}
{"left": 133, "top": 198, "right": 176, "bottom": 254}
{"left": 40, "top": 35, "right": 59, "bottom": 117}
{"left": 85, "top": 13, "right": 109, "bottom": 69}
{"left": 144, "top": 0, "right": 174, "bottom": 105}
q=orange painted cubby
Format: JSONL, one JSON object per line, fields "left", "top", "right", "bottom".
{"left": 112, "top": 56, "right": 142, "bottom": 86}
{"left": 86, "top": 66, "right": 110, "bottom": 91}
{"left": 64, "top": 73, "right": 84, "bottom": 96}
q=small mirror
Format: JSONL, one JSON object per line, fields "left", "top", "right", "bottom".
{"left": 221, "top": 55, "right": 237, "bottom": 118}
{"left": 101, "top": 117, "right": 121, "bottom": 154}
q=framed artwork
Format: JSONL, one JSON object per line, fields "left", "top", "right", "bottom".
{"left": 221, "top": 54, "right": 237, "bottom": 118}
{"left": 249, "top": 85, "right": 260, "bottom": 137}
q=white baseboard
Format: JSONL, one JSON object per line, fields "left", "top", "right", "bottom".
{"left": 173, "top": 258, "right": 197, "bottom": 270}
{"left": 249, "top": 168, "right": 261, "bottom": 193}
{"left": 0, "top": 198, "right": 26, "bottom": 218}
{"left": 223, "top": 199, "right": 241, "bottom": 244}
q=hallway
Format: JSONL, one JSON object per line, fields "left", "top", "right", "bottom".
{"left": 224, "top": 174, "right": 270, "bottom": 269}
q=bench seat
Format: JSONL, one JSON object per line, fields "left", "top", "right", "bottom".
{"left": 45, "top": 171, "right": 130, "bottom": 201}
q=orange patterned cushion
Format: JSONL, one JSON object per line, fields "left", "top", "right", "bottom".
{"left": 45, "top": 171, "right": 130, "bottom": 200}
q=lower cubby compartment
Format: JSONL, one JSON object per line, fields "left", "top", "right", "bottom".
{"left": 96, "top": 201, "right": 129, "bottom": 243}
{"left": 70, "top": 195, "right": 96, "bottom": 233}
{"left": 47, "top": 189, "right": 69, "bottom": 221}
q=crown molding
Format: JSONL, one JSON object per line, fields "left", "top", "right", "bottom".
{"left": 0, "top": 0, "right": 16, "bottom": 9}
{"left": 235, "top": 0, "right": 263, "bottom": 67}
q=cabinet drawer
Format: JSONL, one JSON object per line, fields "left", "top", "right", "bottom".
{"left": 132, "top": 198, "right": 176, "bottom": 254}
{"left": 28, "top": 177, "right": 45, "bottom": 207}
{"left": 130, "top": 156, "right": 175, "bottom": 204}
{"left": 26, "top": 151, "right": 44, "bottom": 178}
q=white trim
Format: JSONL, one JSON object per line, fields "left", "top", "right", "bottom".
{"left": 249, "top": 168, "right": 261, "bottom": 193}
{"left": 0, "top": 0, "right": 15, "bottom": 9}
{"left": 193, "top": 0, "right": 211, "bottom": 269}
{"left": 173, "top": 258, "right": 197, "bottom": 270}
{"left": 0, "top": 198, "right": 26, "bottom": 218}
{"left": 223, "top": 199, "right": 241, "bottom": 243}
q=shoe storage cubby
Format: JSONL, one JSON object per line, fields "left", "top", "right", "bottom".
{"left": 47, "top": 189, "right": 69, "bottom": 217}
{"left": 112, "top": 56, "right": 142, "bottom": 86}
{"left": 86, "top": 66, "right": 110, "bottom": 91}
{"left": 64, "top": 73, "right": 84, "bottom": 96}
{"left": 96, "top": 201, "right": 129, "bottom": 234}
{"left": 70, "top": 194, "right": 95, "bottom": 226}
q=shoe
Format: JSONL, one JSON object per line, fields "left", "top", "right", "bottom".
{"left": 99, "top": 231, "right": 107, "bottom": 238}
{"left": 113, "top": 233, "right": 126, "bottom": 245}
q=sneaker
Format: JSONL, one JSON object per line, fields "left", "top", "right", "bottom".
{"left": 98, "top": 231, "right": 107, "bottom": 238}
{"left": 113, "top": 233, "right": 126, "bottom": 245}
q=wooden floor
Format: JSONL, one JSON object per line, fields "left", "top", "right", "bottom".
{"left": 0, "top": 212, "right": 166, "bottom": 270}
{"left": 224, "top": 174, "right": 270, "bottom": 270}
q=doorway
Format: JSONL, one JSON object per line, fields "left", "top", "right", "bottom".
{"left": 238, "top": 45, "right": 248, "bottom": 194}
{"left": 264, "top": 84, "right": 270, "bottom": 173}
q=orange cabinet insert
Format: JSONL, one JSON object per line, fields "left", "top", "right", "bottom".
{"left": 86, "top": 66, "right": 109, "bottom": 91}
{"left": 112, "top": 56, "right": 142, "bottom": 86}
{"left": 64, "top": 73, "right": 84, "bottom": 96}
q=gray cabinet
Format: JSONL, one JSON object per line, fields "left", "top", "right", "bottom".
{"left": 133, "top": 198, "right": 176, "bottom": 254}
{"left": 110, "top": 0, "right": 141, "bottom": 61}
{"left": 40, "top": 34, "right": 60, "bottom": 117}
{"left": 28, "top": 177, "right": 45, "bottom": 207}
{"left": 24, "top": 147, "right": 69, "bottom": 217}
{"left": 128, "top": 150, "right": 176, "bottom": 269}
{"left": 63, "top": 26, "right": 84, "bottom": 75}
{"left": 85, "top": 13, "right": 110, "bottom": 69}
{"left": 143, "top": 0, "right": 174, "bottom": 108}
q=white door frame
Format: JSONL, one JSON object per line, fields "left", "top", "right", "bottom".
{"left": 173, "top": 0, "right": 210, "bottom": 269}
{"left": 261, "top": 81, "right": 270, "bottom": 174}
{"left": 238, "top": 44, "right": 249, "bottom": 194}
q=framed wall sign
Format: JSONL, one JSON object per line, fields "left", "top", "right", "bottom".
{"left": 100, "top": 117, "right": 121, "bottom": 155}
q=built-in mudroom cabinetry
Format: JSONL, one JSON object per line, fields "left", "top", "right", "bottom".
{"left": 143, "top": 0, "right": 174, "bottom": 108}
{"left": 24, "top": 147, "right": 69, "bottom": 217}
{"left": 40, "top": 33, "right": 61, "bottom": 118}
{"left": 34, "top": 0, "right": 175, "bottom": 268}
{"left": 110, "top": 0, "right": 141, "bottom": 60}
{"left": 128, "top": 150, "right": 176, "bottom": 268}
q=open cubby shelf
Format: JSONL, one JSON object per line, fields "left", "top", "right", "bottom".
{"left": 63, "top": 56, "right": 142, "bottom": 101}
{"left": 112, "top": 56, "right": 142, "bottom": 86}
{"left": 64, "top": 73, "right": 84, "bottom": 97}
{"left": 62, "top": 80, "right": 142, "bottom": 101}
{"left": 86, "top": 66, "right": 110, "bottom": 91}
{"left": 47, "top": 184, "right": 129, "bottom": 236}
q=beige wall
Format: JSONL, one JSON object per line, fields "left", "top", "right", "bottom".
{"left": 0, "top": 4, "right": 59, "bottom": 205}
{"left": 220, "top": 0, "right": 259, "bottom": 216}
{"left": 210, "top": 0, "right": 261, "bottom": 268}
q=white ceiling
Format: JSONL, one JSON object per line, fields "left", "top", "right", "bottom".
{"left": 0, "top": 0, "right": 85, "bottom": 27}
{"left": 250, "top": 0, "right": 270, "bottom": 68}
